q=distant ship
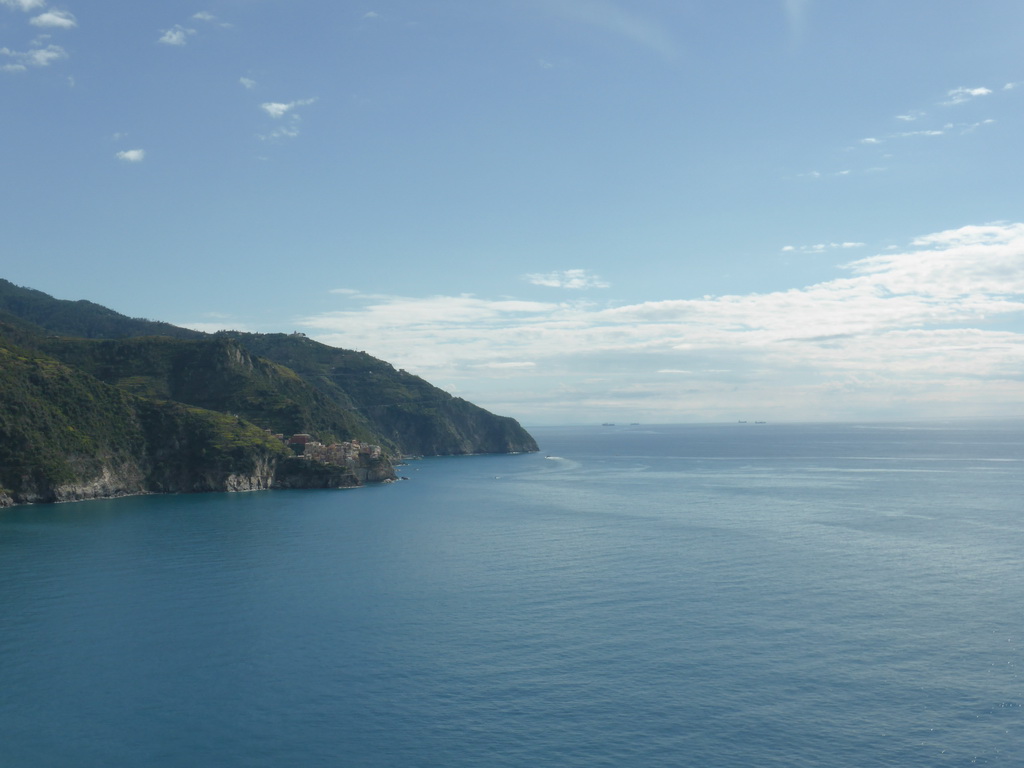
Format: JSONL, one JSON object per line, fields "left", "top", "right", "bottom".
{"left": 601, "top": 422, "right": 616, "bottom": 426}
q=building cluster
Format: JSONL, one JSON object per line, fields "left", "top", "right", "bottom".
{"left": 273, "top": 433, "right": 383, "bottom": 465}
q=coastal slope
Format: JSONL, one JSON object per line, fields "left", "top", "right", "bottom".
{"left": 0, "top": 279, "right": 537, "bottom": 506}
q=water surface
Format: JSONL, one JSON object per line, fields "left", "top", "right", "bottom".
{"left": 1, "top": 422, "right": 1021, "bottom": 766}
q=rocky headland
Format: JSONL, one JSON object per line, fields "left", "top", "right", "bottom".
{"left": 0, "top": 279, "right": 537, "bottom": 508}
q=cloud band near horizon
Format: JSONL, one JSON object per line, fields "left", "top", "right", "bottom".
{"left": 213, "top": 222, "right": 1024, "bottom": 424}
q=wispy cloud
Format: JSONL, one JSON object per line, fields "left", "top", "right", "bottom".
{"left": 941, "top": 86, "right": 992, "bottom": 106}
{"left": 896, "top": 129, "right": 944, "bottom": 138}
{"left": 479, "top": 361, "right": 537, "bottom": 370}
{"left": 782, "top": 242, "right": 865, "bottom": 254}
{"left": 29, "top": 9, "right": 76, "bottom": 28}
{"left": 784, "top": 0, "right": 812, "bottom": 38}
{"left": 525, "top": 269, "right": 609, "bottom": 289}
{"left": 258, "top": 98, "right": 317, "bottom": 140}
{"left": 958, "top": 118, "right": 996, "bottom": 134}
{"left": 854, "top": 111, "right": 997, "bottom": 150}
{"left": 158, "top": 25, "right": 196, "bottom": 46}
{"left": 1, "top": 43, "right": 68, "bottom": 70}
{"left": 192, "top": 10, "right": 231, "bottom": 28}
{"left": 260, "top": 124, "right": 300, "bottom": 140}
{"left": 796, "top": 167, "right": 882, "bottom": 180}
{"left": 835, "top": 83, "right": 1006, "bottom": 176}
{"left": 297, "top": 223, "right": 1024, "bottom": 422}
{"left": 260, "top": 98, "right": 316, "bottom": 118}
{"left": 546, "top": 0, "right": 677, "bottom": 60}
{"left": 240, "top": 77, "right": 256, "bottom": 90}
{"left": 116, "top": 149, "right": 146, "bottom": 162}
{"left": 0, "top": 0, "right": 46, "bottom": 11}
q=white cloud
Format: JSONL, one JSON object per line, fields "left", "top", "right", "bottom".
{"left": 297, "top": 223, "right": 1024, "bottom": 423}
{"left": 942, "top": 86, "right": 992, "bottom": 106}
{"left": 260, "top": 124, "right": 300, "bottom": 140}
{"left": 0, "top": 0, "right": 45, "bottom": 11}
{"left": 158, "top": 25, "right": 196, "bottom": 46}
{"left": 784, "top": 242, "right": 865, "bottom": 254}
{"left": 258, "top": 99, "right": 317, "bottom": 140}
{"left": 29, "top": 9, "right": 77, "bottom": 28}
{"left": 958, "top": 118, "right": 996, "bottom": 134}
{"left": 525, "top": 269, "right": 609, "bottom": 289}
{"left": 1, "top": 43, "right": 67, "bottom": 69}
{"left": 116, "top": 149, "right": 146, "bottom": 162}
{"left": 240, "top": 77, "right": 256, "bottom": 90}
{"left": 260, "top": 98, "right": 316, "bottom": 118}
{"left": 479, "top": 362, "right": 537, "bottom": 370}
{"left": 860, "top": 137, "right": 881, "bottom": 145}
{"left": 192, "top": 11, "right": 231, "bottom": 28}
{"left": 797, "top": 168, "right": 875, "bottom": 180}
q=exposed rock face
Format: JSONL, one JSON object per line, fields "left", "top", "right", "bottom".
{"left": 273, "top": 444, "right": 396, "bottom": 490}
{"left": 3, "top": 459, "right": 148, "bottom": 506}
{"left": 1, "top": 451, "right": 395, "bottom": 507}
{"left": 49, "top": 462, "right": 149, "bottom": 503}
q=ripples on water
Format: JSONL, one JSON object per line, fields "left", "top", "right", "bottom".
{"left": 0, "top": 422, "right": 1021, "bottom": 767}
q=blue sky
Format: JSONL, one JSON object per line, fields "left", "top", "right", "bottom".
{"left": 3, "top": 0, "right": 1024, "bottom": 424}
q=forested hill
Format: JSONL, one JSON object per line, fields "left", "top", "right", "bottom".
{"left": 224, "top": 332, "right": 537, "bottom": 457}
{"left": 0, "top": 279, "right": 537, "bottom": 507}
{"left": 0, "top": 278, "right": 204, "bottom": 341}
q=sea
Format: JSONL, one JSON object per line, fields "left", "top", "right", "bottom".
{"left": 1, "top": 422, "right": 1021, "bottom": 767}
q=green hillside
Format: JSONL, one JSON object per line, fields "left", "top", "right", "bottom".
{"left": 0, "top": 279, "right": 203, "bottom": 340}
{"left": 225, "top": 332, "right": 539, "bottom": 456}
{"left": 0, "top": 328, "right": 294, "bottom": 505}
{"left": 0, "top": 279, "right": 537, "bottom": 507}
{"left": 35, "top": 335, "right": 382, "bottom": 447}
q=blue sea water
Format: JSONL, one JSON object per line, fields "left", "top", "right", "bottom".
{"left": 1, "top": 422, "right": 1022, "bottom": 767}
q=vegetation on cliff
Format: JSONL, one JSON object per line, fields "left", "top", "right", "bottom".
{"left": 0, "top": 329, "right": 293, "bottom": 505}
{"left": 223, "top": 332, "right": 538, "bottom": 457}
{"left": 0, "top": 279, "right": 538, "bottom": 506}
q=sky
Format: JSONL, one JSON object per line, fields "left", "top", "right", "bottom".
{"left": 3, "top": 0, "right": 1024, "bottom": 425}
